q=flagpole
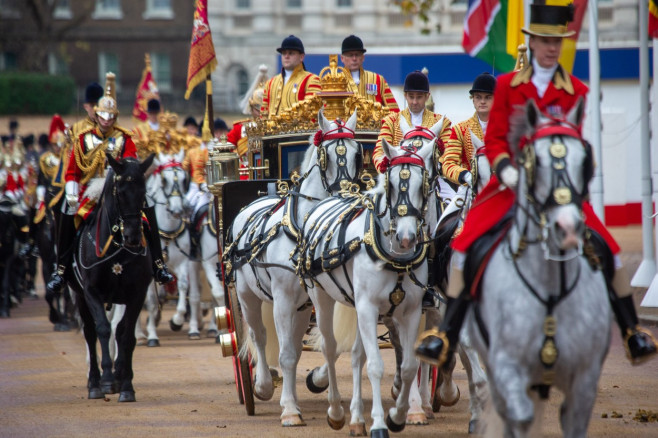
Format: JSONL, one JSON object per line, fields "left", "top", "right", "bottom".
{"left": 203, "top": 74, "right": 215, "bottom": 141}
{"left": 633, "top": 0, "right": 657, "bottom": 288}
{"left": 588, "top": 2, "right": 604, "bottom": 219}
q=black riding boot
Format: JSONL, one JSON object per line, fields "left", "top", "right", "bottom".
{"left": 416, "top": 291, "right": 471, "bottom": 368}
{"left": 46, "top": 214, "right": 76, "bottom": 295}
{"left": 143, "top": 206, "right": 174, "bottom": 285}
{"left": 609, "top": 293, "right": 657, "bottom": 364}
{"left": 188, "top": 222, "right": 200, "bottom": 260}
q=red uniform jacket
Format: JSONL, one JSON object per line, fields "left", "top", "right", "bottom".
{"left": 452, "top": 64, "right": 620, "bottom": 254}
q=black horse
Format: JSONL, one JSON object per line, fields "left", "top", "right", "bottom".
{"left": 0, "top": 197, "right": 28, "bottom": 318}
{"left": 67, "top": 154, "right": 154, "bottom": 402}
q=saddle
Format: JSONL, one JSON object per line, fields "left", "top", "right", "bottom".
{"left": 463, "top": 211, "right": 514, "bottom": 300}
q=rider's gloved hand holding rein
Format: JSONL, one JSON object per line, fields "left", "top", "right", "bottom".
{"left": 496, "top": 157, "right": 519, "bottom": 189}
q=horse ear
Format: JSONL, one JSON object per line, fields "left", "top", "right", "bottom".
{"left": 317, "top": 109, "right": 330, "bottom": 133}
{"left": 140, "top": 153, "right": 156, "bottom": 174}
{"left": 175, "top": 147, "right": 185, "bottom": 163}
{"left": 346, "top": 108, "right": 358, "bottom": 132}
{"left": 525, "top": 100, "right": 541, "bottom": 128}
{"left": 470, "top": 129, "right": 484, "bottom": 150}
{"left": 428, "top": 116, "right": 443, "bottom": 139}
{"left": 567, "top": 97, "right": 585, "bottom": 127}
{"left": 157, "top": 152, "right": 166, "bottom": 164}
{"left": 381, "top": 138, "right": 394, "bottom": 160}
{"left": 106, "top": 153, "right": 121, "bottom": 174}
{"left": 399, "top": 116, "right": 413, "bottom": 137}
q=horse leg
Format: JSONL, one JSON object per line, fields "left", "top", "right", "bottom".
{"left": 187, "top": 266, "right": 201, "bottom": 340}
{"left": 559, "top": 367, "right": 601, "bottom": 438}
{"left": 349, "top": 330, "right": 367, "bottom": 437}
{"left": 489, "top": 359, "right": 534, "bottom": 437}
{"left": 272, "top": 289, "right": 309, "bottom": 426}
{"left": 309, "top": 291, "right": 344, "bottom": 430}
{"left": 143, "top": 283, "right": 160, "bottom": 347}
{"left": 170, "top": 262, "right": 191, "bottom": 332}
{"left": 436, "top": 351, "right": 460, "bottom": 407}
{"left": 355, "top": 300, "right": 389, "bottom": 434}
{"left": 237, "top": 287, "right": 273, "bottom": 402}
{"left": 113, "top": 300, "right": 142, "bottom": 402}
{"left": 458, "top": 333, "right": 488, "bottom": 434}
{"left": 386, "top": 311, "right": 422, "bottom": 433}
{"left": 203, "top": 255, "right": 224, "bottom": 338}
{"left": 76, "top": 295, "right": 103, "bottom": 399}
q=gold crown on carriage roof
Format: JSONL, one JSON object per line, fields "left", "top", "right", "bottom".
{"left": 245, "top": 55, "right": 392, "bottom": 144}
{"left": 158, "top": 111, "right": 179, "bottom": 131}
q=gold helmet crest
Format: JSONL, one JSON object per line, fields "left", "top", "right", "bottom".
{"left": 95, "top": 72, "right": 119, "bottom": 120}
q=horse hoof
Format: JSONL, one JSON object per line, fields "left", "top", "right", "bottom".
{"left": 188, "top": 332, "right": 201, "bottom": 340}
{"left": 147, "top": 339, "right": 160, "bottom": 347}
{"left": 206, "top": 329, "right": 218, "bottom": 338}
{"left": 0, "top": 309, "right": 9, "bottom": 318}
{"left": 327, "top": 414, "right": 345, "bottom": 430}
{"left": 441, "top": 385, "right": 460, "bottom": 407}
{"left": 281, "top": 414, "right": 305, "bottom": 427}
{"left": 406, "top": 413, "right": 428, "bottom": 425}
{"left": 349, "top": 423, "right": 367, "bottom": 437}
{"left": 468, "top": 419, "right": 480, "bottom": 434}
{"left": 118, "top": 391, "right": 136, "bottom": 402}
{"left": 54, "top": 323, "right": 71, "bottom": 332}
{"left": 370, "top": 428, "right": 390, "bottom": 438}
{"left": 88, "top": 387, "right": 104, "bottom": 399}
{"left": 169, "top": 319, "right": 183, "bottom": 332}
{"left": 101, "top": 382, "right": 117, "bottom": 395}
{"left": 422, "top": 406, "right": 435, "bottom": 420}
{"left": 385, "top": 413, "right": 405, "bottom": 433}
{"left": 306, "top": 367, "right": 328, "bottom": 394}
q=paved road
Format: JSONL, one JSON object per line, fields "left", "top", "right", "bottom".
{"left": 1, "top": 227, "right": 657, "bottom": 437}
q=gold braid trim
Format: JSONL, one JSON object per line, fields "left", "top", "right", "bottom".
{"left": 73, "top": 135, "right": 107, "bottom": 185}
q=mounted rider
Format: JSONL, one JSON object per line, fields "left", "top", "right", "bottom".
{"left": 339, "top": 35, "right": 399, "bottom": 112}
{"left": 260, "top": 35, "right": 321, "bottom": 118}
{"left": 441, "top": 72, "right": 496, "bottom": 187}
{"left": 46, "top": 74, "right": 174, "bottom": 296}
{"left": 416, "top": 1, "right": 657, "bottom": 367}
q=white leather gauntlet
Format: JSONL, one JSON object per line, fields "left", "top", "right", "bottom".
{"left": 499, "top": 165, "right": 519, "bottom": 188}
{"left": 65, "top": 181, "right": 79, "bottom": 208}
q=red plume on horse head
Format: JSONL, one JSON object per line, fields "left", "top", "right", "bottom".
{"left": 48, "top": 114, "right": 67, "bottom": 144}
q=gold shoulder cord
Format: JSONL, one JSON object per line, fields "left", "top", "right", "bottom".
{"left": 73, "top": 136, "right": 107, "bottom": 185}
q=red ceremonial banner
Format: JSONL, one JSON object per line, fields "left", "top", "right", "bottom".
{"left": 185, "top": 0, "right": 217, "bottom": 100}
{"left": 650, "top": 0, "right": 658, "bottom": 38}
{"left": 132, "top": 55, "right": 160, "bottom": 122}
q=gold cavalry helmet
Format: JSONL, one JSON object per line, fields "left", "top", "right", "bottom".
{"left": 95, "top": 72, "right": 119, "bottom": 121}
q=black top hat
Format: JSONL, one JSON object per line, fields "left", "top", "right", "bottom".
{"left": 277, "top": 35, "right": 305, "bottom": 54}
{"left": 404, "top": 71, "right": 430, "bottom": 93}
{"left": 183, "top": 116, "right": 198, "bottom": 127}
{"left": 522, "top": 2, "right": 575, "bottom": 37}
{"left": 469, "top": 72, "right": 496, "bottom": 95}
{"left": 341, "top": 35, "right": 366, "bottom": 54}
{"left": 23, "top": 134, "right": 34, "bottom": 147}
{"left": 147, "top": 99, "right": 161, "bottom": 113}
{"left": 214, "top": 118, "right": 229, "bottom": 132}
{"left": 85, "top": 82, "right": 104, "bottom": 104}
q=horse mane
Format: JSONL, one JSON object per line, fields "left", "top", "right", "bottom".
{"left": 507, "top": 103, "right": 531, "bottom": 158}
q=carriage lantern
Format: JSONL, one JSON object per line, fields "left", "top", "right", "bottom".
{"left": 206, "top": 135, "right": 240, "bottom": 193}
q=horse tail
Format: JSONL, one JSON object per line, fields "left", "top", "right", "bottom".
{"left": 240, "top": 301, "right": 280, "bottom": 367}
{"left": 307, "top": 303, "right": 358, "bottom": 354}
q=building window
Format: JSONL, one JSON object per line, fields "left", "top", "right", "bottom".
{"left": 0, "top": 0, "right": 21, "bottom": 19}
{"left": 336, "top": 0, "right": 351, "bottom": 7}
{"left": 51, "top": 0, "right": 72, "bottom": 19}
{"left": 287, "top": 0, "right": 301, "bottom": 7}
{"left": 150, "top": 52, "right": 172, "bottom": 93}
{"left": 98, "top": 52, "right": 120, "bottom": 90}
{"left": 236, "top": 0, "right": 250, "bottom": 9}
{"left": 0, "top": 53, "right": 18, "bottom": 71}
{"left": 334, "top": 14, "right": 352, "bottom": 28}
{"left": 143, "top": 0, "right": 173, "bottom": 20}
{"left": 238, "top": 68, "right": 249, "bottom": 98}
{"left": 93, "top": 0, "right": 123, "bottom": 20}
{"left": 48, "top": 52, "right": 68, "bottom": 75}
{"left": 284, "top": 15, "right": 302, "bottom": 29}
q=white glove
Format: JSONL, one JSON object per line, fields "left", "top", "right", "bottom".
{"left": 65, "top": 181, "right": 79, "bottom": 208}
{"left": 463, "top": 172, "right": 473, "bottom": 187}
{"left": 499, "top": 165, "right": 519, "bottom": 188}
{"left": 200, "top": 182, "right": 208, "bottom": 192}
{"left": 36, "top": 186, "right": 46, "bottom": 203}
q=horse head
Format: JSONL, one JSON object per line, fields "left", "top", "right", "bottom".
{"left": 149, "top": 148, "right": 187, "bottom": 218}
{"left": 313, "top": 108, "right": 362, "bottom": 193}
{"left": 106, "top": 153, "right": 154, "bottom": 248}
{"left": 378, "top": 120, "right": 436, "bottom": 253}
{"left": 517, "top": 98, "right": 589, "bottom": 256}
{"left": 469, "top": 130, "right": 490, "bottom": 192}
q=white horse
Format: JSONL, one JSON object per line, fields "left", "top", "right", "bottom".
{"left": 224, "top": 109, "right": 362, "bottom": 426}
{"left": 136, "top": 149, "right": 191, "bottom": 346}
{"left": 465, "top": 99, "right": 610, "bottom": 437}
{"left": 298, "top": 124, "right": 437, "bottom": 437}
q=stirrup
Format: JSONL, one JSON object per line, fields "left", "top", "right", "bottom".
{"left": 154, "top": 260, "right": 174, "bottom": 284}
{"left": 415, "top": 327, "right": 450, "bottom": 367}
{"left": 624, "top": 327, "right": 658, "bottom": 365}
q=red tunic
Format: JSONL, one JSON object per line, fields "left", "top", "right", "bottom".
{"left": 452, "top": 65, "right": 620, "bottom": 254}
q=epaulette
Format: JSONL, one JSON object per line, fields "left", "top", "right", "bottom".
{"left": 510, "top": 63, "right": 532, "bottom": 88}
{"left": 552, "top": 65, "right": 574, "bottom": 95}
{"left": 113, "top": 125, "right": 133, "bottom": 136}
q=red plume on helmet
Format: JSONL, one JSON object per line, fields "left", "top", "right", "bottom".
{"left": 49, "top": 114, "right": 66, "bottom": 144}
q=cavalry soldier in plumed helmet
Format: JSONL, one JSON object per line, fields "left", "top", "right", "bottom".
{"left": 441, "top": 72, "right": 496, "bottom": 187}
{"left": 261, "top": 35, "right": 321, "bottom": 118}
{"left": 340, "top": 35, "right": 399, "bottom": 112}
{"left": 416, "top": 1, "right": 657, "bottom": 368}
{"left": 46, "top": 75, "right": 174, "bottom": 296}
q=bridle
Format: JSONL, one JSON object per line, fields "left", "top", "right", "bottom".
{"left": 147, "top": 160, "right": 185, "bottom": 213}
{"left": 313, "top": 121, "right": 363, "bottom": 193}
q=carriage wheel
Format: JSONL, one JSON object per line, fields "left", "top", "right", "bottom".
{"left": 226, "top": 280, "right": 255, "bottom": 415}
{"left": 430, "top": 366, "right": 442, "bottom": 413}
